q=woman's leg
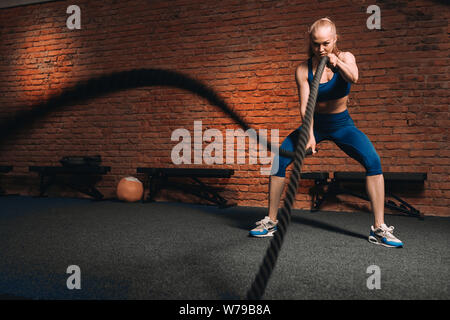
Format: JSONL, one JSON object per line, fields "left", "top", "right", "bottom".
{"left": 329, "top": 123, "right": 403, "bottom": 247}
{"left": 268, "top": 175, "right": 286, "bottom": 222}
{"left": 366, "top": 173, "right": 385, "bottom": 228}
{"left": 267, "top": 127, "right": 323, "bottom": 222}
{"left": 265, "top": 129, "right": 297, "bottom": 222}
{"left": 331, "top": 126, "right": 384, "bottom": 227}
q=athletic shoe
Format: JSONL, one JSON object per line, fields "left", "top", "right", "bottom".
{"left": 368, "top": 224, "right": 403, "bottom": 248}
{"left": 249, "top": 216, "right": 277, "bottom": 237}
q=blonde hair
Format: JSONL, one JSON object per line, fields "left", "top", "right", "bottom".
{"left": 307, "top": 17, "right": 340, "bottom": 58}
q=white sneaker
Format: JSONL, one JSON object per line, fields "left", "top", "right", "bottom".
{"left": 249, "top": 216, "right": 278, "bottom": 237}
{"left": 369, "top": 224, "right": 404, "bottom": 248}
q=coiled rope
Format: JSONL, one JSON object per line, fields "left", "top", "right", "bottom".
{"left": 246, "top": 56, "right": 329, "bottom": 300}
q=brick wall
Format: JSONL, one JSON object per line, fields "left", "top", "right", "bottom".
{"left": 0, "top": 0, "right": 448, "bottom": 216}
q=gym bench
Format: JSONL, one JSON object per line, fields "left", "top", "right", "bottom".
{"left": 29, "top": 165, "right": 111, "bottom": 200}
{"left": 0, "top": 166, "right": 13, "bottom": 196}
{"left": 301, "top": 171, "right": 427, "bottom": 219}
{"left": 137, "top": 167, "right": 235, "bottom": 208}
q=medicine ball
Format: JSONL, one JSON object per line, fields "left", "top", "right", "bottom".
{"left": 116, "top": 176, "right": 144, "bottom": 202}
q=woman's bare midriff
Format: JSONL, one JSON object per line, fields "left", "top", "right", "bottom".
{"left": 315, "top": 95, "right": 348, "bottom": 114}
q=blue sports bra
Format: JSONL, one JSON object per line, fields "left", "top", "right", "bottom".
{"left": 307, "top": 58, "right": 351, "bottom": 102}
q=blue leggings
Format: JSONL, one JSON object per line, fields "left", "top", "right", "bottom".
{"left": 273, "top": 110, "right": 382, "bottom": 177}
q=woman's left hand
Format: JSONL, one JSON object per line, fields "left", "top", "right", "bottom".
{"left": 327, "top": 53, "right": 339, "bottom": 68}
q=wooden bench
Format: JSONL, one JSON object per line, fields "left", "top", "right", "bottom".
{"left": 137, "top": 167, "right": 235, "bottom": 208}
{"left": 301, "top": 171, "right": 427, "bottom": 219}
{"left": 29, "top": 165, "right": 111, "bottom": 200}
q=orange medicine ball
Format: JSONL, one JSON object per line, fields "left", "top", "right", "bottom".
{"left": 116, "top": 176, "right": 144, "bottom": 202}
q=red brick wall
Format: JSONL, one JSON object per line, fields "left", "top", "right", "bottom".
{"left": 0, "top": 0, "right": 448, "bottom": 216}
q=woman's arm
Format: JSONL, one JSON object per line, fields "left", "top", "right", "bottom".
{"left": 295, "top": 62, "right": 317, "bottom": 154}
{"left": 295, "top": 62, "right": 312, "bottom": 132}
{"left": 328, "top": 51, "right": 359, "bottom": 84}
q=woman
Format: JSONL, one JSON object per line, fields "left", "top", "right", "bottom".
{"left": 249, "top": 18, "right": 403, "bottom": 248}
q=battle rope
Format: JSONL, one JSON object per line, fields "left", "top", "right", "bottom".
{"left": 0, "top": 58, "right": 327, "bottom": 300}
{"left": 246, "top": 56, "right": 329, "bottom": 300}
{"left": 0, "top": 68, "right": 307, "bottom": 158}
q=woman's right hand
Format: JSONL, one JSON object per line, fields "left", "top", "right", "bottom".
{"left": 306, "top": 134, "right": 317, "bottom": 155}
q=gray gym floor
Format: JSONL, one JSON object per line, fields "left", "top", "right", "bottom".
{"left": 0, "top": 196, "right": 449, "bottom": 300}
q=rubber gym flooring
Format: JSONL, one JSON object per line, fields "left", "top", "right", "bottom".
{"left": 0, "top": 195, "right": 449, "bottom": 300}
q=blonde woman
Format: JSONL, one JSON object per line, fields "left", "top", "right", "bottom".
{"left": 250, "top": 18, "right": 403, "bottom": 248}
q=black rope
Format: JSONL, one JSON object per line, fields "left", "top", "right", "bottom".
{"left": 0, "top": 68, "right": 305, "bottom": 159}
{"left": 246, "top": 56, "right": 329, "bottom": 300}
{"left": 0, "top": 59, "right": 326, "bottom": 301}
